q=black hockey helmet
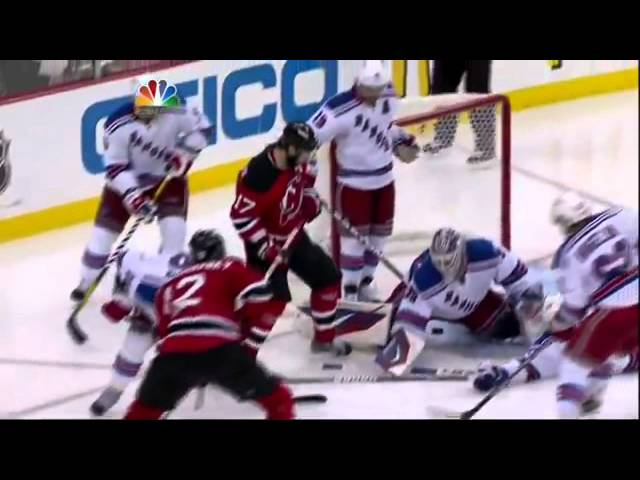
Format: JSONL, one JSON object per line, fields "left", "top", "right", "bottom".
{"left": 189, "top": 229, "right": 226, "bottom": 263}
{"left": 278, "top": 122, "right": 318, "bottom": 152}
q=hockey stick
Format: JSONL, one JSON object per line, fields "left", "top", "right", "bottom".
{"left": 66, "top": 176, "right": 173, "bottom": 345}
{"left": 316, "top": 195, "right": 407, "bottom": 284}
{"left": 428, "top": 336, "right": 555, "bottom": 419}
{"left": 285, "top": 367, "right": 472, "bottom": 385}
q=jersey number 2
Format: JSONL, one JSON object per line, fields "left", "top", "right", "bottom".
{"left": 166, "top": 273, "right": 206, "bottom": 315}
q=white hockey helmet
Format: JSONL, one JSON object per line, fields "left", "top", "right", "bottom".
{"left": 550, "top": 191, "right": 593, "bottom": 234}
{"left": 356, "top": 60, "right": 390, "bottom": 89}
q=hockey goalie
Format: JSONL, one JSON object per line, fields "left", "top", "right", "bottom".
{"left": 372, "top": 227, "right": 543, "bottom": 376}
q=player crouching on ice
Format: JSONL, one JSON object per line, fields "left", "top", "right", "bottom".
{"left": 373, "top": 227, "right": 544, "bottom": 376}
{"left": 472, "top": 293, "right": 638, "bottom": 400}
{"left": 71, "top": 77, "right": 211, "bottom": 301}
{"left": 229, "top": 123, "right": 351, "bottom": 357}
{"left": 476, "top": 193, "right": 638, "bottom": 418}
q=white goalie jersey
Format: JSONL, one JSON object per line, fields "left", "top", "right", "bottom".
{"left": 307, "top": 85, "right": 413, "bottom": 190}
{"left": 398, "top": 238, "right": 534, "bottom": 325}
{"left": 103, "top": 102, "right": 211, "bottom": 195}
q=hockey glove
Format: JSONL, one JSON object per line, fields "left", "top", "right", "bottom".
{"left": 123, "top": 187, "right": 156, "bottom": 222}
{"left": 257, "top": 240, "right": 287, "bottom": 266}
{"left": 101, "top": 297, "right": 133, "bottom": 323}
{"left": 165, "top": 153, "right": 194, "bottom": 178}
{"left": 473, "top": 362, "right": 509, "bottom": 392}
{"left": 394, "top": 135, "right": 420, "bottom": 164}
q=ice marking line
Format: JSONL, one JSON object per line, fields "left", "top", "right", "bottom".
{"left": 3, "top": 386, "right": 104, "bottom": 419}
{"left": 0, "top": 358, "right": 111, "bottom": 370}
{"left": 512, "top": 165, "right": 622, "bottom": 208}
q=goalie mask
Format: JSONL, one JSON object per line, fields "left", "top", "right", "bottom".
{"left": 0, "top": 130, "right": 12, "bottom": 196}
{"left": 430, "top": 228, "right": 467, "bottom": 283}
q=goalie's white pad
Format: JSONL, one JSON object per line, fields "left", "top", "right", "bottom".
{"left": 375, "top": 325, "right": 426, "bottom": 376}
{"left": 296, "top": 300, "right": 392, "bottom": 348}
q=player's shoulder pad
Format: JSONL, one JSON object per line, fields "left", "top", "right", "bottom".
{"left": 105, "top": 102, "right": 135, "bottom": 135}
{"left": 411, "top": 252, "right": 445, "bottom": 293}
{"left": 324, "top": 88, "right": 361, "bottom": 117}
{"left": 466, "top": 238, "right": 501, "bottom": 264}
{"left": 242, "top": 148, "right": 280, "bottom": 193}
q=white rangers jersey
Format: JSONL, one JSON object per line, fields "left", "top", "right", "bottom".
{"left": 116, "top": 249, "right": 191, "bottom": 321}
{"left": 103, "top": 101, "right": 211, "bottom": 195}
{"left": 396, "top": 238, "right": 533, "bottom": 330}
{"left": 307, "top": 84, "right": 412, "bottom": 190}
{"left": 552, "top": 207, "right": 638, "bottom": 327}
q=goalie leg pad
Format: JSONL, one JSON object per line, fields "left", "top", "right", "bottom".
{"left": 375, "top": 326, "right": 426, "bottom": 376}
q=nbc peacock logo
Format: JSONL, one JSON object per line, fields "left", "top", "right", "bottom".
{"left": 134, "top": 79, "right": 181, "bottom": 112}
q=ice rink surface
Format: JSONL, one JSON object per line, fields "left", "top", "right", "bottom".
{"left": 0, "top": 90, "right": 637, "bottom": 419}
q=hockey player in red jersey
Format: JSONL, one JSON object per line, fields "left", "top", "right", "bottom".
{"left": 124, "top": 230, "right": 295, "bottom": 420}
{"left": 230, "top": 123, "right": 350, "bottom": 356}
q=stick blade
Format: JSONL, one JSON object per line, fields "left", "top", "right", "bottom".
{"left": 294, "top": 394, "right": 327, "bottom": 404}
{"left": 66, "top": 316, "right": 88, "bottom": 344}
{"left": 426, "top": 405, "right": 463, "bottom": 419}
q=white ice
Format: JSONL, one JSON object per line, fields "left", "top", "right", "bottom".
{"left": 0, "top": 91, "right": 637, "bottom": 419}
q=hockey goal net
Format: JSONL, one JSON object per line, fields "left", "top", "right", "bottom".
{"left": 310, "top": 93, "right": 511, "bottom": 267}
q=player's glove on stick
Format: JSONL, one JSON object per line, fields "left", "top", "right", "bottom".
{"left": 258, "top": 240, "right": 287, "bottom": 266}
{"left": 165, "top": 153, "right": 194, "bottom": 178}
{"left": 123, "top": 187, "right": 156, "bottom": 223}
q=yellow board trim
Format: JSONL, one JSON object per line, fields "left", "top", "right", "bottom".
{"left": 0, "top": 157, "right": 250, "bottom": 244}
{"left": 392, "top": 60, "right": 407, "bottom": 97}
{"left": 0, "top": 67, "right": 637, "bottom": 244}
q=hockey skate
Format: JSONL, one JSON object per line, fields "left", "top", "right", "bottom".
{"left": 70, "top": 285, "right": 87, "bottom": 302}
{"left": 580, "top": 396, "right": 603, "bottom": 416}
{"left": 358, "top": 276, "right": 381, "bottom": 302}
{"left": 311, "top": 339, "right": 353, "bottom": 357}
{"left": 343, "top": 284, "right": 359, "bottom": 302}
{"left": 467, "top": 149, "right": 496, "bottom": 165}
{"left": 90, "top": 387, "right": 123, "bottom": 416}
{"left": 422, "top": 139, "right": 453, "bottom": 156}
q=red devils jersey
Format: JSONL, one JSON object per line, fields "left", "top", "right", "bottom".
{"left": 154, "top": 257, "right": 276, "bottom": 354}
{"left": 230, "top": 146, "right": 312, "bottom": 245}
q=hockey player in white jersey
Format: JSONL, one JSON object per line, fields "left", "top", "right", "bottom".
{"left": 473, "top": 293, "right": 638, "bottom": 393}
{"left": 375, "top": 227, "right": 543, "bottom": 376}
{"left": 90, "top": 229, "right": 225, "bottom": 416}
{"left": 71, "top": 77, "right": 212, "bottom": 301}
{"left": 307, "top": 60, "right": 420, "bottom": 302}
{"left": 536, "top": 193, "right": 636, "bottom": 418}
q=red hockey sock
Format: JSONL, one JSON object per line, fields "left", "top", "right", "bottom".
{"left": 124, "top": 400, "right": 165, "bottom": 420}
{"left": 257, "top": 385, "right": 295, "bottom": 420}
{"left": 311, "top": 284, "right": 340, "bottom": 344}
